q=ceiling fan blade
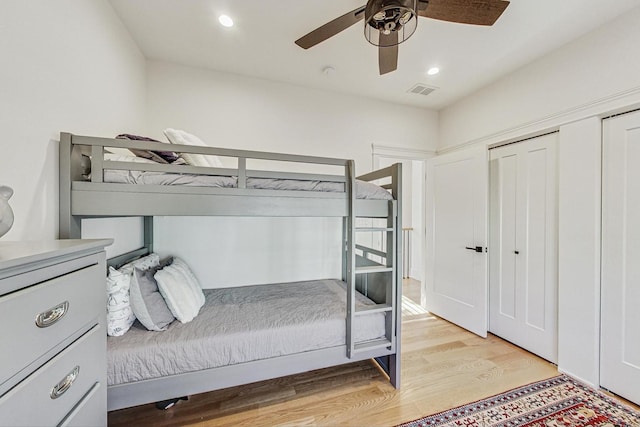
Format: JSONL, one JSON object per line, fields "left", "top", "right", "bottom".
{"left": 418, "top": 0, "right": 510, "bottom": 26}
{"left": 379, "top": 32, "right": 399, "bottom": 75}
{"left": 295, "top": 5, "right": 366, "bottom": 49}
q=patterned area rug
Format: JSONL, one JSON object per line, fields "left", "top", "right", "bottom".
{"left": 398, "top": 375, "right": 640, "bottom": 427}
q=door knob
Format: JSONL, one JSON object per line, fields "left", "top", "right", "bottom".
{"left": 514, "top": 250, "right": 520, "bottom": 255}
{"left": 465, "top": 246, "right": 484, "bottom": 253}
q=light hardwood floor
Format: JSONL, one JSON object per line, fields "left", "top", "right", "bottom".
{"left": 109, "top": 279, "right": 562, "bottom": 426}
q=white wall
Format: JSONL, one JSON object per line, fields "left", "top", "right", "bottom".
{"left": 435, "top": 5, "right": 640, "bottom": 387}
{"left": 145, "top": 60, "right": 438, "bottom": 173}
{"left": 438, "top": 6, "right": 640, "bottom": 151}
{"left": 0, "top": 0, "right": 146, "bottom": 242}
{"left": 145, "top": 61, "right": 438, "bottom": 286}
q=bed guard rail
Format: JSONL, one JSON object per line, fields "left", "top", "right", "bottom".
{"left": 357, "top": 164, "right": 401, "bottom": 200}
{"left": 61, "top": 133, "right": 354, "bottom": 189}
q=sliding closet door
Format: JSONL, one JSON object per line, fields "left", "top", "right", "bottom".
{"left": 489, "top": 133, "right": 557, "bottom": 362}
{"left": 425, "top": 146, "right": 487, "bottom": 337}
{"left": 601, "top": 111, "right": 640, "bottom": 404}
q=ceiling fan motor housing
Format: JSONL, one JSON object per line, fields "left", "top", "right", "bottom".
{"left": 364, "top": 0, "right": 418, "bottom": 46}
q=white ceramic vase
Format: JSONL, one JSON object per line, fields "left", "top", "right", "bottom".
{"left": 0, "top": 185, "right": 14, "bottom": 238}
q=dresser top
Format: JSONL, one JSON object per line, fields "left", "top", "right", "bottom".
{"left": 0, "top": 239, "right": 112, "bottom": 272}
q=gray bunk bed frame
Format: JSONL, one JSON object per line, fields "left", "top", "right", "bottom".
{"left": 58, "top": 132, "right": 402, "bottom": 411}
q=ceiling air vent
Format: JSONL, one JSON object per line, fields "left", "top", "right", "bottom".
{"left": 407, "top": 83, "right": 437, "bottom": 96}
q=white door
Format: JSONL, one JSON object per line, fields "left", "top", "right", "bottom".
{"left": 601, "top": 110, "right": 640, "bottom": 404}
{"left": 489, "top": 134, "right": 558, "bottom": 363}
{"left": 425, "top": 146, "right": 488, "bottom": 337}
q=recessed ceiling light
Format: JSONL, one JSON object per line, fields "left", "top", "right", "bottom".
{"left": 218, "top": 15, "right": 234, "bottom": 27}
{"left": 427, "top": 67, "right": 440, "bottom": 76}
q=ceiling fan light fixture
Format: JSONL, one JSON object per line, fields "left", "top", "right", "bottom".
{"left": 364, "top": 0, "right": 417, "bottom": 47}
{"left": 400, "top": 11, "right": 414, "bottom": 24}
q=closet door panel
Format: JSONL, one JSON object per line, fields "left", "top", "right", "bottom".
{"left": 490, "top": 152, "right": 518, "bottom": 330}
{"left": 624, "top": 138, "right": 640, "bottom": 368}
{"left": 602, "top": 111, "right": 640, "bottom": 404}
{"left": 524, "top": 147, "right": 549, "bottom": 331}
{"left": 624, "top": 131, "right": 640, "bottom": 365}
{"left": 489, "top": 133, "right": 557, "bottom": 363}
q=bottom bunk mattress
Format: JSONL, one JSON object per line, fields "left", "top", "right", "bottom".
{"left": 107, "top": 279, "right": 386, "bottom": 386}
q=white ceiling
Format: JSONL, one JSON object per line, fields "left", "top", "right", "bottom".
{"left": 109, "top": 0, "right": 640, "bottom": 110}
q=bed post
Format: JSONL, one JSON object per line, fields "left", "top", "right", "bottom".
{"left": 342, "top": 218, "right": 347, "bottom": 282}
{"left": 345, "top": 160, "right": 356, "bottom": 359}
{"left": 342, "top": 160, "right": 350, "bottom": 283}
{"left": 390, "top": 162, "right": 402, "bottom": 389}
{"left": 144, "top": 216, "right": 154, "bottom": 253}
{"left": 59, "top": 132, "right": 81, "bottom": 239}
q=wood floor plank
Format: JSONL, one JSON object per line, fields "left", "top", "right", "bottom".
{"left": 108, "top": 279, "right": 569, "bottom": 426}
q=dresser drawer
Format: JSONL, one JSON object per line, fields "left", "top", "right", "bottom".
{"left": 0, "top": 325, "right": 104, "bottom": 427}
{"left": 59, "top": 382, "right": 106, "bottom": 427}
{"left": 0, "top": 262, "right": 103, "bottom": 387}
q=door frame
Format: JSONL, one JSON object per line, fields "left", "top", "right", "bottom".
{"left": 372, "top": 144, "right": 434, "bottom": 283}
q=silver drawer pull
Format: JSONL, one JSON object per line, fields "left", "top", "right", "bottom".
{"left": 35, "top": 301, "right": 69, "bottom": 328}
{"left": 50, "top": 366, "right": 80, "bottom": 399}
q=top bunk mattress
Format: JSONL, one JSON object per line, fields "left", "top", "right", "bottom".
{"left": 107, "top": 279, "right": 386, "bottom": 386}
{"left": 103, "top": 169, "right": 393, "bottom": 200}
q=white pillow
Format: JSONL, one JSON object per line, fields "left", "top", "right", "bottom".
{"left": 104, "top": 147, "right": 136, "bottom": 157}
{"left": 163, "top": 128, "right": 223, "bottom": 168}
{"left": 104, "top": 153, "right": 157, "bottom": 164}
{"left": 105, "top": 253, "right": 161, "bottom": 336}
{"left": 154, "top": 257, "right": 205, "bottom": 323}
{"left": 120, "top": 252, "right": 160, "bottom": 274}
{"left": 106, "top": 267, "right": 136, "bottom": 337}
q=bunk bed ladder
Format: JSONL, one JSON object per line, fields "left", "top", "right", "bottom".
{"left": 345, "top": 172, "right": 398, "bottom": 360}
{"left": 350, "top": 202, "right": 396, "bottom": 357}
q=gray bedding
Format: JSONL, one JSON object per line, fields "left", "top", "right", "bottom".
{"left": 103, "top": 170, "right": 393, "bottom": 200}
{"left": 107, "top": 279, "right": 386, "bottom": 386}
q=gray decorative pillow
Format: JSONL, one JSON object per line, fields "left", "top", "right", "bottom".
{"left": 116, "top": 133, "right": 183, "bottom": 163}
{"left": 129, "top": 148, "right": 170, "bottom": 164}
{"left": 130, "top": 261, "right": 175, "bottom": 331}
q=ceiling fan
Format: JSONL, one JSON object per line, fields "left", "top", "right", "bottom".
{"left": 295, "top": 0, "right": 510, "bottom": 75}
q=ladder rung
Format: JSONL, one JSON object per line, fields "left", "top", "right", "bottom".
{"left": 353, "top": 338, "right": 393, "bottom": 353}
{"left": 355, "top": 303, "right": 392, "bottom": 315}
{"left": 355, "top": 266, "right": 393, "bottom": 274}
{"left": 355, "top": 227, "right": 393, "bottom": 232}
{"left": 355, "top": 244, "right": 387, "bottom": 258}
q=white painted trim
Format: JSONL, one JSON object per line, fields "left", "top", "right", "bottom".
{"left": 557, "top": 368, "right": 598, "bottom": 390}
{"left": 371, "top": 146, "right": 431, "bottom": 284}
{"left": 439, "top": 85, "right": 640, "bottom": 154}
{"left": 372, "top": 144, "right": 435, "bottom": 160}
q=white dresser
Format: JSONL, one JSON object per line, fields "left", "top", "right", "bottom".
{"left": 0, "top": 239, "right": 111, "bottom": 427}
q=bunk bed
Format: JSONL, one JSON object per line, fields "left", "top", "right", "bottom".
{"left": 58, "top": 132, "right": 403, "bottom": 411}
